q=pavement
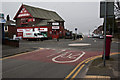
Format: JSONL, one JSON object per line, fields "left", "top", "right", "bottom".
{"left": 84, "top": 38, "right": 120, "bottom": 80}
{"left": 85, "top": 53, "right": 120, "bottom": 80}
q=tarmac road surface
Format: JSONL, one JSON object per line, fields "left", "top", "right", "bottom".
{"left": 1, "top": 37, "right": 119, "bottom": 79}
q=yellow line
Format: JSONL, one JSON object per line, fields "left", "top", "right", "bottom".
{"left": 70, "top": 64, "right": 85, "bottom": 80}
{"left": 70, "top": 56, "right": 100, "bottom": 79}
{"left": 0, "top": 48, "right": 44, "bottom": 60}
{"left": 85, "top": 75, "right": 111, "bottom": 78}
{"left": 85, "top": 55, "right": 102, "bottom": 63}
{"left": 0, "top": 58, "right": 2, "bottom": 60}
{"left": 65, "top": 52, "right": 120, "bottom": 80}
{"left": 64, "top": 57, "right": 93, "bottom": 80}
{"left": 110, "top": 52, "right": 120, "bottom": 55}
{"left": 0, "top": 52, "right": 30, "bottom": 60}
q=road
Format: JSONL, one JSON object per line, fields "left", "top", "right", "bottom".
{"left": 1, "top": 37, "right": 119, "bottom": 79}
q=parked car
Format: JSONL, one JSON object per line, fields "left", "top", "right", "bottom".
{"left": 92, "top": 34, "right": 100, "bottom": 38}
{"left": 65, "top": 32, "right": 72, "bottom": 39}
{"left": 99, "top": 34, "right": 104, "bottom": 39}
{"left": 88, "top": 35, "right": 92, "bottom": 38}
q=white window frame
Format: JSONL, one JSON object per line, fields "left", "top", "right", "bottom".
{"left": 4, "top": 26, "right": 8, "bottom": 32}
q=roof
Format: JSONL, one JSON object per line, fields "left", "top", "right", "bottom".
{"left": 35, "top": 20, "right": 48, "bottom": 26}
{"left": 4, "top": 20, "right": 16, "bottom": 26}
{"left": 14, "top": 4, "right": 64, "bottom": 22}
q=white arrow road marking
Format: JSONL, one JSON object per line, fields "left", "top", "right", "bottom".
{"left": 52, "top": 51, "right": 85, "bottom": 63}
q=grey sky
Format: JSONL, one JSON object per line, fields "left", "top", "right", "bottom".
{"left": 2, "top": 2, "right": 103, "bottom": 34}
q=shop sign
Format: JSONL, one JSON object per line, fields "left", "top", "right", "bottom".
{"left": 17, "top": 29, "right": 24, "bottom": 32}
{"left": 52, "top": 22, "right": 59, "bottom": 25}
{"left": 35, "top": 28, "right": 48, "bottom": 32}
{"left": 18, "top": 13, "right": 30, "bottom": 17}
{"left": 52, "top": 26, "right": 59, "bottom": 29}
{"left": 28, "top": 18, "right": 35, "bottom": 22}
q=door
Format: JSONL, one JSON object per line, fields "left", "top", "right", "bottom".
{"left": 17, "top": 32, "right": 23, "bottom": 38}
{"left": 52, "top": 30, "right": 59, "bottom": 39}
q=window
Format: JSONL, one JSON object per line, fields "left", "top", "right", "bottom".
{"left": 21, "top": 18, "right": 28, "bottom": 24}
{"left": 4, "top": 26, "right": 8, "bottom": 32}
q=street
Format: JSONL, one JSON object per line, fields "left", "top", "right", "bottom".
{"left": 2, "top": 37, "right": 119, "bottom": 79}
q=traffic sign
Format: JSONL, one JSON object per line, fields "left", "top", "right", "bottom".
{"left": 0, "top": 19, "right": 6, "bottom": 23}
{"left": 75, "top": 28, "right": 77, "bottom": 31}
{"left": 100, "top": 2, "right": 114, "bottom": 18}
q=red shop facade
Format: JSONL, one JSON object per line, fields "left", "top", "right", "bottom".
{"left": 14, "top": 4, "right": 65, "bottom": 39}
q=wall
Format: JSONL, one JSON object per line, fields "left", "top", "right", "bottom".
{"left": 5, "top": 25, "right": 17, "bottom": 39}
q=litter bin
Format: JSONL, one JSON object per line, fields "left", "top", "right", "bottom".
{"left": 103, "top": 35, "right": 112, "bottom": 60}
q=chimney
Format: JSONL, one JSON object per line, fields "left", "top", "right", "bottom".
{"left": 6, "top": 15, "right": 10, "bottom": 21}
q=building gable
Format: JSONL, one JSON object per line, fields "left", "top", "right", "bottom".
{"left": 14, "top": 4, "right": 33, "bottom": 19}
{"left": 17, "top": 7, "right": 31, "bottom": 18}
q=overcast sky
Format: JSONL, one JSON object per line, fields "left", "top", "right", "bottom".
{"left": 1, "top": 2, "right": 104, "bottom": 35}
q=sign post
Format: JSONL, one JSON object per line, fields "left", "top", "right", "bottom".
{"left": 75, "top": 28, "right": 77, "bottom": 40}
{"left": 100, "top": 1, "right": 114, "bottom": 66}
{"left": 103, "top": 1, "right": 107, "bottom": 67}
{"left": 0, "top": 13, "right": 6, "bottom": 43}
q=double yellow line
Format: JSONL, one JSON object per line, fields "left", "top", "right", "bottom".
{"left": 64, "top": 52, "right": 120, "bottom": 80}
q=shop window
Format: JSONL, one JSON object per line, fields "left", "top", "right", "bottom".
{"left": 4, "top": 26, "right": 8, "bottom": 32}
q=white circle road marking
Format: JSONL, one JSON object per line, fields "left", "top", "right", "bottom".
{"left": 52, "top": 51, "right": 85, "bottom": 63}
{"left": 68, "top": 43, "right": 91, "bottom": 46}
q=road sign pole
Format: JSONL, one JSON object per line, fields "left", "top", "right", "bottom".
{"left": 103, "top": 1, "right": 107, "bottom": 67}
{"left": 75, "top": 28, "right": 77, "bottom": 40}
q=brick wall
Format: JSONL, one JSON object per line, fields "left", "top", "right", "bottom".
{"left": 8, "top": 25, "right": 17, "bottom": 38}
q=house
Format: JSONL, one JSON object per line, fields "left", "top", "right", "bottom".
{"left": 4, "top": 19, "right": 16, "bottom": 39}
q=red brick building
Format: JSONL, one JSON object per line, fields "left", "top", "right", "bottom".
{"left": 4, "top": 20, "right": 16, "bottom": 39}
{"left": 14, "top": 4, "right": 65, "bottom": 40}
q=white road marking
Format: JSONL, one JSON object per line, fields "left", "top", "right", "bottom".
{"left": 68, "top": 43, "right": 91, "bottom": 46}
{"left": 46, "top": 49, "right": 66, "bottom": 58}
{"left": 52, "top": 51, "right": 85, "bottom": 63}
{"left": 46, "top": 48, "right": 50, "bottom": 50}
{"left": 94, "top": 40, "right": 96, "bottom": 42}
